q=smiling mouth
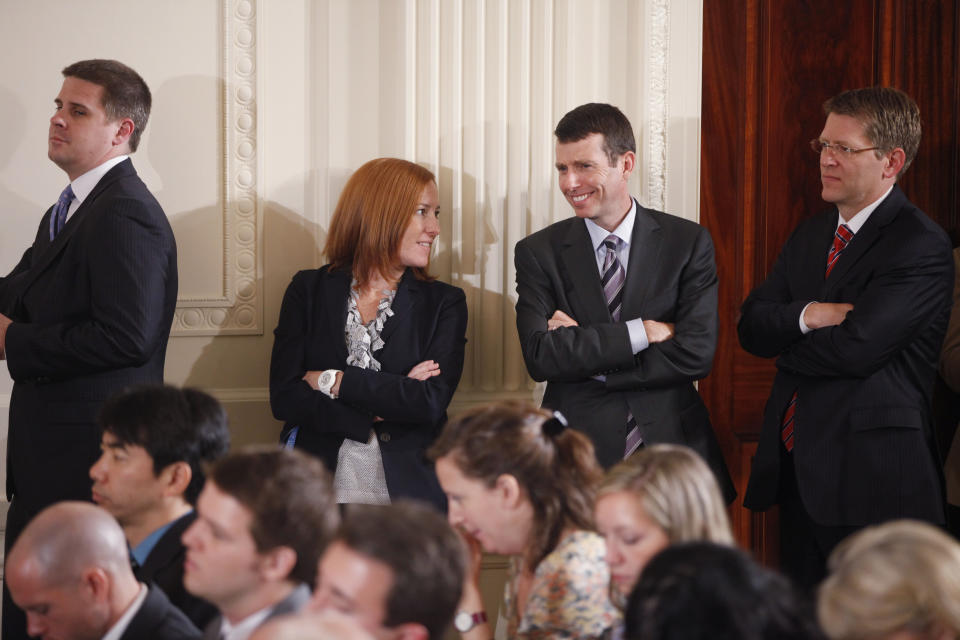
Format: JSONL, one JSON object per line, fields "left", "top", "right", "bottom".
{"left": 571, "top": 193, "right": 591, "bottom": 203}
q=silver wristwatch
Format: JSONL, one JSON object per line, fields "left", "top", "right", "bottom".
{"left": 453, "top": 610, "right": 487, "bottom": 632}
{"left": 317, "top": 369, "right": 340, "bottom": 398}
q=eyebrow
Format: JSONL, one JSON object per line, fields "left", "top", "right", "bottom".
{"left": 54, "top": 99, "right": 93, "bottom": 111}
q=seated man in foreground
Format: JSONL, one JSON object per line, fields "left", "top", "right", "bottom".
{"left": 6, "top": 501, "right": 200, "bottom": 640}
{"left": 91, "top": 384, "right": 230, "bottom": 628}
{"left": 182, "top": 447, "right": 340, "bottom": 639}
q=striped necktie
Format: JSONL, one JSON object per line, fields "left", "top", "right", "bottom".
{"left": 49, "top": 184, "right": 75, "bottom": 240}
{"left": 601, "top": 235, "right": 644, "bottom": 459}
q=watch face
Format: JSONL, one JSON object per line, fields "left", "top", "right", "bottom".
{"left": 319, "top": 371, "right": 333, "bottom": 386}
{"left": 454, "top": 612, "right": 472, "bottom": 632}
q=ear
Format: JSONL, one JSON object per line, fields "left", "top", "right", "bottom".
{"left": 494, "top": 473, "right": 523, "bottom": 508}
{"left": 259, "top": 546, "right": 298, "bottom": 582}
{"left": 619, "top": 150, "right": 636, "bottom": 179}
{"left": 159, "top": 461, "right": 192, "bottom": 498}
{"left": 112, "top": 118, "right": 135, "bottom": 148}
{"left": 80, "top": 567, "right": 112, "bottom": 604}
{"left": 882, "top": 147, "right": 906, "bottom": 180}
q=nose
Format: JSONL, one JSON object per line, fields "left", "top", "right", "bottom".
{"left": 50, "top": 110, "right": 65, "bottom": 128}
{"left": 820, "top": 148, "right": 839, "bottom": 167}
{"left": 181, "top": 520, "right": 201, "bottom": 548}
{"left": 559, "top": 170, "right": 579, "bottom": 193}
{"left": 447, "top": 505, "right": 463, "bottom": 528}
{"left": 89, "top": 452, "right": 107, "bottom": 481}
{"left": 426, "top": 213, "right": 440, "bottom": 236}
{"left": 605, "top": 541, "right": 622, "bottom": 566}
{"left": 307, "top": 588, "right": 329, "bottom": 612}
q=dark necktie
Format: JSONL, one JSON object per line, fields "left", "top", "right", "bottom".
{"left": 782, "top": 222, "right": 855, "bottom": 451}
{"left": 601, "top": 235, "right": 643, "bottom": 458}
{"left": 48, "top": 184, "right": 75, "bottom": 240}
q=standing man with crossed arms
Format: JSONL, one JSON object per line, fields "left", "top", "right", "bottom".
{"left": 0, "top": 59, "right": 178, "bottom": 638}
{"left": 739, "top": 87, "right": 952, "bottom": 588}
{"left": 514, "top": 103, "right": 733, "bottom": 500}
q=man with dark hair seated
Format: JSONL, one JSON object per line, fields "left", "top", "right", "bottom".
{"left": 625, "top": 542, "right": 825, "bottom": 640}
{"left": 254, "top": 501, "right": 466, "bottom": 640}
{"left": 7, "top": 502, "right": 200, "bottom": 640}
{"left": 182, "top": 447, "right": 340, "bottom": 640}
{"left": 90, "top": 384, "right": 230, "bottom": 628}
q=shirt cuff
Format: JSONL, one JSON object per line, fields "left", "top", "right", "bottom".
{"left": 799, "top": 302, "right": 816, "bottom": 334}
{"left": 625, "top": 317, "right": 649, "bottom": 353}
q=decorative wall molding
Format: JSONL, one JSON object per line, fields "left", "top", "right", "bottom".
{"left": 644, "top": 0, "right": 670, "bottom": 211}
{"left": 171, "top": 0, "right": 262, "bottom": 336}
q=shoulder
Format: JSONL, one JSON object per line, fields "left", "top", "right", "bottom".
{"left": 639, "top": 206, "right": 712, "bottom": 245}
{"left": 518, "top": 217, "right": 583, "bottom": 251}
{"left": 414, "top": 277, "right": 466, "bottom": 305}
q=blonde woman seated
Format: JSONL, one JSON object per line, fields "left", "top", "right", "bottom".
{"left": 595, "top": 444, "right": 734, "bottom": 612}
{"left": 818, "top": 520, "right": 960, "bottom": 640}
{"left": 430, "top": 402, "right": 619, "bottom": 640}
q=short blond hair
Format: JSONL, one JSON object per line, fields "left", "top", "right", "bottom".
{"left": 818, "top": 520, "right": 960, "bottom": 640}
{"left": 598, "top": 444, "right": 733, "bottom": 545}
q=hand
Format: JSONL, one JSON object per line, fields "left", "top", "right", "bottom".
{"left": 407, "top": 359, "right": 441, "bottom": 380}
{"left": 0, "top": 313, "right": 11, "bottom": 360}
{"left": 803, "top": 302, "right": 854, "bottom": 329}
{"left": 454, "top": 526, "right": 486, "bottom": 608}
{"left": 548, "top": 309, "right": 579, "bottom": 330}
{"left": 643, "top": 319, "right": 675, "bottom": 343}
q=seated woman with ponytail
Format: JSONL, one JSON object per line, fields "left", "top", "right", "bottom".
{"left": 429, "top": 401, "right": 619, "bottom": 640}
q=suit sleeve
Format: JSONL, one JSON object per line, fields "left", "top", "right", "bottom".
{"left": 515, "top": 239, "right": 636, "bottom": 382}
{"left": 939, "top": 249, "right": 960, "bottom": 392}
{"left": 738, "top": 226, "right": 813, "bottom": 358}
{"left": 5, "top": 197, "right": 174, "bottom": 380}
{"left": 777, "top": 227, "right": 953, "bottom": 378}
{"left": 605, "top": 226, "right": 719, "bottom": 390}
{"left": 338, "top": 287, "right": 467, "bottom": 426}
{"left": 0, "top": 245, "right": 35, "bottom": 316}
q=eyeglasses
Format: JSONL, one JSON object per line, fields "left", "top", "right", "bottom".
{"left": 810, "top": 138, "right": 880, "bottom": 157}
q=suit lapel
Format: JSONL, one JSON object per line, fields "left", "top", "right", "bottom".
{"left": 377, "top": 269, "right": 417, "bottom": 372}
{"left": 621, "top": 201, "right": 661, "bottom": 319}
{"left": 18, "top": 160, "right": 135, "bottom": 293}
{"left": 822, "top": 186, "right": 905, "bottom": 292}
{"left": 559, "top": 220, "right": 610, "bottom": 326}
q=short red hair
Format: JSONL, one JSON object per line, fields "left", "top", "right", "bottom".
{"left": 324, "top": 158, "right": 437, "bottom": 288}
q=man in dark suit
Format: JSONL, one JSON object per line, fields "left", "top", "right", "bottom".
{"left": 90, "top": 385, "right": 230, "bottom": 629}
{"left": 739, "top": 87, "right": 952, "bottom": 588}
{"left": 6, "top": 501, "right": 200, "bottom": 640}
{"left": 514, "top": 103, "right": 733, "bottom": 499}
{"left": 0, "top": 59, "right": 178, "bottom": 638}
{"left": 181, "top": 449, "right": 340, "bottom": 640}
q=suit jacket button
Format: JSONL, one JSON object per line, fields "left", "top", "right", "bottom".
{"left": 380, "top": 432, "right": 391, "bottom": 443}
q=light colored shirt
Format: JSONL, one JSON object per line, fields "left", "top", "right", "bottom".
{"left": 131, "top": 514, "right": 186, "bottom": 566}
{"left": 102, "top": 583, "right": 148, "bottom": 640}
{"left": 218, "top": 607, "right": 273, "bottom": 640}
{"left": 64, "top": 155, "right": 129, "bottom": 223}
{"left": 583, "top": 199, "right": 649, "bottom": 354}
{"left": 798, "top": 185, "right": 894, "bottom": 333}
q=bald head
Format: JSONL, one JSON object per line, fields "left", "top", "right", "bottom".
{"left": 7, "top": 502, "right": 141, "bottom": 640}
{"left": 9, "top": 501, "right": 131, "bottom": 584}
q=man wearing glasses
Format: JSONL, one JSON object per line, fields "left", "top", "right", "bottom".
{"left": 739, "top": 87, "right": 952, "bottom": 589}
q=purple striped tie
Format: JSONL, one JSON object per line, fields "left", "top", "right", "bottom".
{"left": 602, "top": 235, "right": 644, "bottom": 458}
{"left": 49, "top": 184, "right": 75, "bottom": 240}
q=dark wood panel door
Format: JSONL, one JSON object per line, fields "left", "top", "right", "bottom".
{"left": 699, "top": 0, "right": 960, "bottom": 562}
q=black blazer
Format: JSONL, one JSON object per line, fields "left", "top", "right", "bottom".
{"left": 135, "top": 512, "right": 218, "bottom": 630}
{"left": 270, "top": 266, "right": 467, "bottom": 509}
{"left": 120, "top": 584, "right": 201, "bottom": 640}
{"left": 0, "top": 159, "right": 177, "bottom": 518}
{"left": 515, "top": 201, "right": 734, "bottom": 500}
{"left": 739, "top": 186, "right": 952, "bottom": 526}
{"left": 201, "top": 584, "right": 310, "bottom": 640}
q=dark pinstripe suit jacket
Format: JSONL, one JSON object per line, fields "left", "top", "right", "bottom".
{"left": 0, "top": 158, "right": 177, "bottom": 529}
{"left": 739, "top": 186, "right": 952, "bottom": 526}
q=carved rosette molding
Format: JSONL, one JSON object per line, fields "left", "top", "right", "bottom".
{"left": 645, "top": 0, "right": 669, "bottom": 211}
{"left": 171, "top": 0, "right": 262, "bottom": 336}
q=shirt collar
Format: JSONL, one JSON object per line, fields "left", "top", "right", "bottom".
{"left": 220, "top": 606, "right": 275, "bottom": 640}
{"left": 585, "top": 198, "right": 637, "bottom": 251}
{"left": 131, "top": 513, "right": 189, "bottom": 566}
{"left": 69, "top": 155, "right": 128, "bottom": 205}
{"left": 838, "top": 185, "right": 893, "bottom": 234}
{"left": 101, "top": 583, "right": 148, "bottom": 640}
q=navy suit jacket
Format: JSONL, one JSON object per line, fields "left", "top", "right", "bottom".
{"left": 270, "top": 266, "right": 467, "bottom": 510}
{"left": 0, "top": 159, "right": 177, "bottom": 525}
{"left": 120, "top": 585, "right": 201, "bottom": 640}
{"left": 739, "top": 186, "right": 952, "bottom": 526}
{"left": 515, "top": 200, "right": 734, "bottom": 500}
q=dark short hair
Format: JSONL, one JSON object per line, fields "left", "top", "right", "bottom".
{"left": 823, "top": 86, "right": 921, "bottom": 179}
{"left": 336, "top": 502, "right": 465, "bottom": 640}
{"left": 428, "top": 401, "right": 602, "bottom": 569}
{"left": 99, "top": 385, "right": 230, "bottom": 504}
{"left": 62, "top": 59, "right": 152, "bottom": 152}
{"left": 554, "top": 103, "right": 636, "bottom": 165}
{"left": 208, "top": 447, "right": 339, "bottom": 587}
{"left": 625, "top": 543, "right": 825, "bottom": 640}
